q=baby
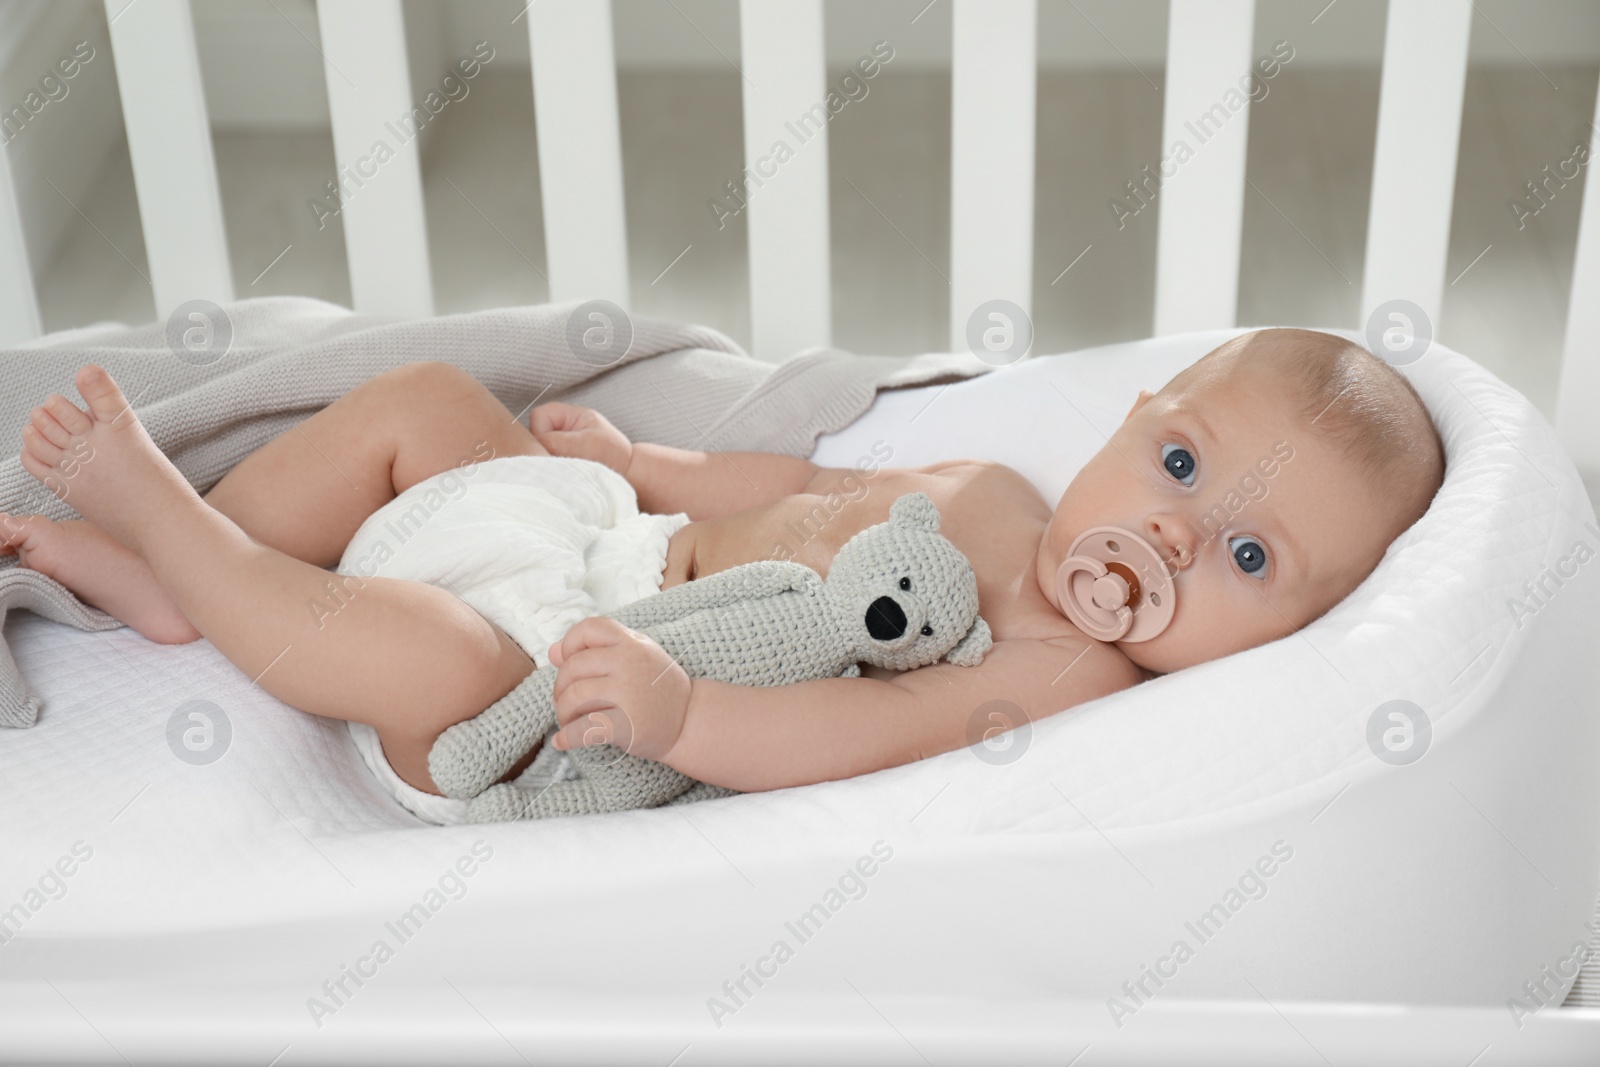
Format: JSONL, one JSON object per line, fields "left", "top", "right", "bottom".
{"left": 1, "top": 328, "right": 1443, "bottom": 802}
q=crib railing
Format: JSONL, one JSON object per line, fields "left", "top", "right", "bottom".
{"left": 0, "top": 0, "right": 1595, "bottom": 473}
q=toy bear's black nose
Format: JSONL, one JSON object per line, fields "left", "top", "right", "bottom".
{"left": 866, "top": 596, "right": 908, "bottom": 640}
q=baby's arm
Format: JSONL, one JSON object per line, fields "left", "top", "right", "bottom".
{"left": 664, "top": 638, "right": 1138, "bottom": 790}
{"left": 529, "top": 402, "right": 822, "bottom": 519}
{"left": 546, "top": 618, "right": 1140, "bottom": 792}
{"left": 627, "top": 441, "right": 818, "bottom": 519}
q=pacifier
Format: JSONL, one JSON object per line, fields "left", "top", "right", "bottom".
{"left": 1055, "top": 526, "right": 1178, "bottom": 643}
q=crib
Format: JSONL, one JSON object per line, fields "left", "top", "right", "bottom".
{"left": 1, "top": 0, "right": 1599, "bottom": 1063}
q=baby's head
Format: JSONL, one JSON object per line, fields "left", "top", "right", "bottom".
{"left": 1036, "top": 328, "right": 1445, "bottom": 674}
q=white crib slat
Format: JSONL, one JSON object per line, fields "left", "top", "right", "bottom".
{"left": 317, "top": 0, "right": 434, "bottom": 318}
{"left": 1152, "top": 0, "right": 1255, "bottom": 335}
{"left": 0, "top": 145, "right": 41, "bottom": 345}
{"left": 104, "top": 0, "right": 233, "bottom": 317}
{"left": 1553, "top": 77, "right": 1600, "bottom": 473}
{"left": 1359, "top": 0, "right": 1472, "bottom": 328}
{"left": 739, "top": 0, "right": 830, "bottom": 362}
{"left": 528, "top": 0, "right": 629, "bottom": 307}
{"left": 949, "top": 0, "right": 1037, "bottom": 352}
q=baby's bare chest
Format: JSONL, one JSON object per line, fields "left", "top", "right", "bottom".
{"left": 663, "top": 467, "right": 1061, "bottom": 635}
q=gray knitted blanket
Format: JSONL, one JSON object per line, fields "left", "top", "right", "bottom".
{"left": 0, "top": 296, "right": 985, "bottom": 728}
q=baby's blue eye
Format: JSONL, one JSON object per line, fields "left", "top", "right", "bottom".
{"left": 1230, "top": 536, "right": 1268, "bottom": 578}
{"left": 1161, "top": 443, "right": 1196, "bottom": 486}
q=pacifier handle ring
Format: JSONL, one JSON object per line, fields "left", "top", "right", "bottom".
{"left": 1059, "top": 525, "right": 1178, "bottom": 643}
{"left": 1056, "top": 555, "right": 1133, "bottom": 641}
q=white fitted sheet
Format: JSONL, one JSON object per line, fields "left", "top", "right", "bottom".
{"left": 0, "top": 330, "right": 1594, "bottom": 1027}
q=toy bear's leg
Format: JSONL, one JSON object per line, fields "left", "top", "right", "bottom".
{"left": 668, "top": 781, "right": 742, "bottom": 805}
{"left": 428, "top": 667, "right": 558, "bottom": 799}
{"left": 566, "top": 745, "right": 704, "bottom": 811}
{"left": 464, "top": 747, "right": 717, "bottom": 821}
{"left": 467, "top": 778, "right": 613, "bottom": 822}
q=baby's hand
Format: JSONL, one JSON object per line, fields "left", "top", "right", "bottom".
{"left": 547, "top": 617, "right": 690, "bottom": 762}
{"left": 528, "top": 402, "right": 634, "bottom": 476}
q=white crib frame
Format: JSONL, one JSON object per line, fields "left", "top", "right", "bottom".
{"left": 0, "top": 0, "right": 1594, "bottom": 472}
{"left": 2, "top": 4, "right": 1600, "bottom": 1060}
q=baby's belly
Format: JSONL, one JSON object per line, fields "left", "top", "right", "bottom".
{"left": 661, "top": 492, "right": 883, "bottom": 588}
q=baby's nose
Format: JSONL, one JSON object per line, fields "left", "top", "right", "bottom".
{"left": 1145, "top": 514, "right": 1198, "bottom": 573}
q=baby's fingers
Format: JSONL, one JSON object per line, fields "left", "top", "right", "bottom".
{"left": 551, "top": 646, "right": 615, "bottom": 702}
{"left": 527, "top": 401, "right": 588, "bottom": 437}
{"left": 547, "top": 716, "right": 601, "bottom": 751}
{"left": 551, "top": 700, "right": 634, "bottom": 752}
{"left": 553, "top": 617, "right": 633, "bottom": 675}
{"left": 553, "top": 675, "right": 617, "bottom": 727}
{"left": 554, "top": 617, "right": 630, "bottom": 664}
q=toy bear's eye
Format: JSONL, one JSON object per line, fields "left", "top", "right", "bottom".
{"left": 899, "top": 577, "right": 912, "bottom": 591}
{"left": 920, "top": 625, "right": 933, "bottom": 637}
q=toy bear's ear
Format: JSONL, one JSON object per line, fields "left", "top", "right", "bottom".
{"left": 945, "top": 615, "right": 992, "bottom": 666}
{"left": 890, "top": 492, "right": 941, "bottom": 532}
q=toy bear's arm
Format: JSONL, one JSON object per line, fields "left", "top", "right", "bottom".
{"left": 430, "top": 560, "right": 823, "bottom": 804}
{"left": 605, "top": 559, "right": 822, "bottom": 631}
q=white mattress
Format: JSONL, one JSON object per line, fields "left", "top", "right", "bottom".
{"left": 2, "top": 329, "right": 1597, "bottom": 1061}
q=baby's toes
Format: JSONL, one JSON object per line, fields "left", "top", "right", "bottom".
{"left": 0, "top": 514, "right": 54, "bottom": 567}
{"left": 44, "top": 394, "right": 92, "bottom": 436}
{"left": 74, "top": 365, "right": 135, "bottom": 427}
{"left": 18, "top": 445, "right": 78, "bottom": 503}
{"left": 20, "top": 423, "right": 65, "bottom": 468}
{"left": 29, "top": 405, "right": 73, "bottom": 449}
{"left": 0, "top": 512, "right": 36, "bottom": 552}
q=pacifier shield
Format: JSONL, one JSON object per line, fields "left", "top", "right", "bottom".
{"left": 1054, "top": 526, "right": 1177, "bottom": 643}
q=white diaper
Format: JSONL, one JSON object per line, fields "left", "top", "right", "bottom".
{"left": 336, "top": 455, "right": 689, "bottom": 825}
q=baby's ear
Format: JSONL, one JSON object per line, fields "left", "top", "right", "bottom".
{"left": 946, "top": 615, "right": 992, "bottom": 667}
{"left": 890, "top": 492, "right": 941, "bottom": 532}
{"left": 1125, "top": 388, "right": 1156, "bottom": 421}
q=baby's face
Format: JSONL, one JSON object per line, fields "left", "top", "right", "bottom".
{"left": 1035, "top": 364, "right": 1397, "bottom": 674}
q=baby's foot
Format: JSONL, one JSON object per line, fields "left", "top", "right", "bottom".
{"left": 18, "top": 366, "right": 200, "bottom": 559}
{"left": 1, "top": 514, "right": 200, "bottom": 644}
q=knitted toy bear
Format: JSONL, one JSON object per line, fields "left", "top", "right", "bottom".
{"left": 427, "top": 492, "right": 991, "bottom": 822}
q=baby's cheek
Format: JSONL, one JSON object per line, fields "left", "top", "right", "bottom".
{"left": 1123, "top": 588, "right": 1219, "bottom": 673}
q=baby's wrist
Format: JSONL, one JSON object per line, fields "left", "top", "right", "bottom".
{"left": 660, "top": 677, "right": 706, "bottom": 771}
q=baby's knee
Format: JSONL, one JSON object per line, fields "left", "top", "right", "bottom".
{"left": 370, "top": 361, "right": 483, "bottom": 406}
{"left": 424, "top": 626, "right": 536, "bottom": 739}
{"left": 396, "top": 360, "right": 477, "bottom": 389}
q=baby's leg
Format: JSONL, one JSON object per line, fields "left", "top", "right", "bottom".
{"left": 11, "top": 362, "right": 548, "bottom": 644}
{"left": 203, "top": 361, "right": 550, "bottom": 568}
{"left": 0, "top": 515, "right": 199, "bottom": 643}
{"left": 19, "top": 366, "right": 534, "bottom": 794}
